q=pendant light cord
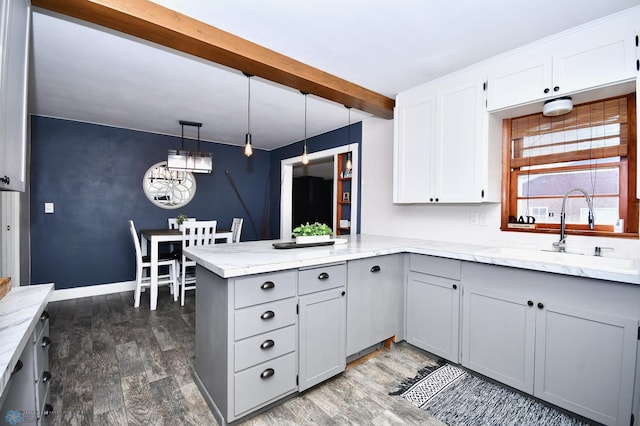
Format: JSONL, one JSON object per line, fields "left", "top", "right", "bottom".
{"left": 247, "top": 75, "right": 251, "bottom": 134}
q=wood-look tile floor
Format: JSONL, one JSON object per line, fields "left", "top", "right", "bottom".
{"left": 46, "top": 287, "right": 444, "bottom": 425}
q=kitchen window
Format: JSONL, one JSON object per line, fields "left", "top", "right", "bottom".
{"left": 501, "top": 93, "right": 638, "bottom": 237}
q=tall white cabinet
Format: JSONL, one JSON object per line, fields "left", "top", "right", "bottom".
{"left": 393, "top": 71, "right": 499, "bottom": 204}
{"left": 0, "top": 0, "right": 30, "bottom": 192}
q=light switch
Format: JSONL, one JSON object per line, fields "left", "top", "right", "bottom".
{"left": 44, "top": 203, "right": 54, "bottom": 214}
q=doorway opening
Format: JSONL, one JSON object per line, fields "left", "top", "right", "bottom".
{"left": 292, "top": 157, "right": 334, "bottom": 229}
{"left": 280, "top": 144, "right": 358, "bottom": 239}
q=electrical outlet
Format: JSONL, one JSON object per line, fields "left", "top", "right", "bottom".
{"left": 44, "top": 203, "right": 54, "bottom": 214}
{"left": 470, "top": 212, "right": 480, "bottom": 226}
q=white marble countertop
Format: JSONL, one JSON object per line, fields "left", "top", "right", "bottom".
{"left": 184, "top": 234, "right": 640, "bottom": 284}
{"left": 0, "top": 284, "right": 54, "bottom": 398}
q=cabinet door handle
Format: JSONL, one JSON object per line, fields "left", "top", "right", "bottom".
{"left": 40, "top": 310, "right": 50, "bottom": 321}
{"left": 370, "top": 265, "right": 381, "bottom": 273}
{"left": 43, "top": 404, "right": 54, "bottom": 416}
{"left": 260, "top": 368, "right": 275, "bottom": 379}
{"left": 544, "top": 88, "right": 550, "bottom": 94}
{"left": 537, "top": 302, "right": 544, "bottom": 309}
{"left": 42, "top": 371, "right": 52, "bottom": 383}
{"left": 11, "top": 360, "right": 23, "bottom": 377}
{"left": 553, "top": 86, "right": 560, "bottom": 92}
{"left": 260, "top": 339, "right": 275, "bottom": 350}
{"left": 42, "top": 336, "right": 51, "bottom": 348}
{"left": 318, "top": 272, "right": 329, "bottom": 280}
{"left": 260, "top": 281, "right": 275, "bottom": 290}
{"left": 527, "top": 300, "right": 534, "bottom": 307}
{"left": 260, "top": 310, "right": 275, "bottom": 320}
{"left": 0, "top": 175, "right": 10, "bottom": 185}
{"left": 452, "top": 284, "right": 457, "bottom": 290}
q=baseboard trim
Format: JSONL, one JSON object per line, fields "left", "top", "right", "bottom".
{"left": 49, "top": 280, "right": 137, "bottom": 302}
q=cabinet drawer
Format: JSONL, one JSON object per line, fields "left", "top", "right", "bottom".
{"left": 234, "top": 271, "right": 297, "bottom": 309}
{"left": 299, "top": 263, "right": 346, "bottom": 296}
{"left": 235, "top": 298, "right": 297, "bottom": 341}
{"left": 37, "top": 370, "right": 51, "bottom": 412}
{"left": 34, "top": 311, "right": 49, "bottom": 342}
{"left": 410, "top": 254, "right": 460, "bottom": 280}
{"left": 234, "top": 352, "right": 297, "bottom": 416}
{"left": 234, "top": 325, "right": 296, "bottom": 372}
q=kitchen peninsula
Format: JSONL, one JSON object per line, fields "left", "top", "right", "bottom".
{"left": 185, "top": 235, "right": 640, "bottom": 426}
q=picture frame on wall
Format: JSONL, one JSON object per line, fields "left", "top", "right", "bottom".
{"left": 342, "top": 192, "right": 350, "bottom": 202}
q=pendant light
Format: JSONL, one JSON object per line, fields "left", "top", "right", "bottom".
{"left": 167, "top": 120, "right": 213, "bottom": 173}
{"left": 543, "top": 96, "right": 573, "bottom": 116}
{"left": 243, "top": 73, "right": 254, "bottom": 157}
{"left": 345, "top": 106, "right": 352, "bottom": 171}
{"left": 301, "top": 92, "right": 309, "bottom": 165}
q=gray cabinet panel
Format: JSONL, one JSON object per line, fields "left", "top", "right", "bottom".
{"left": 234, "top": 270, "right": 297, "bottom": 309}
{"left": 234, "top": 352, "right": 297, "bottom": 417}
{"left": 298, "top": 287, "right": 346, "bottom": 391}
{"left": 234, "top": 325, "right": 296, "bottom": 372}
{"left": 406, "top": 271, "right": 460, "bottom": 362}
{"left": 346, "top": 254, "right": 404, "bottom": 357}
{"left": 234, "top": 298, "right": 297, "bottom": 340}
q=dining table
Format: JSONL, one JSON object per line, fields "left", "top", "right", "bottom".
{"left": 140, "top": 228, "right": 233, "bottom": 310}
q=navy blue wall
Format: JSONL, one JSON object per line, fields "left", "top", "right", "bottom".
{"left": 268, "top": 123, "right": 362, "bottom": 238}
{"left": 30, "top": 117, "right": 270, "bottom": 289}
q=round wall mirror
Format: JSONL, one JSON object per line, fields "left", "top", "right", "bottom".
{"left": 143, "top": 161, "right": 196, "bottom": 209}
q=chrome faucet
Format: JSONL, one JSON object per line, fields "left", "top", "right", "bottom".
{"left": 552, "top": 187, "right": 595, "bottom": 252}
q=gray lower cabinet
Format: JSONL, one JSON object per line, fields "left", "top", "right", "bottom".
{"left": 461, "top": 262, "right": 639, "bottom": 426}
{"left": 0, "top": 310, "right": 52, "bottom": 425}
{"left": 406, "top": 255, "right": 460, "bottom": 362}
{"left": 346, "top": 254, "right": 404, "bottom": 357}
{"left": 298, "top": 263, "right": 346, "bottom": 391}
{"left": 195, "top": 267, "right": 298, "bottom": 424}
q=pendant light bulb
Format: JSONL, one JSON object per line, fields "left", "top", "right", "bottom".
{"left": 244, "top": 133, "right": 253, "bottom": 157}
{"left": 244, "top": 73, "right": 254, "bottom": 157}
{"left": 346, "top": 153, "right": 352, "bottom": 171}
{"left": 302, "top": 144, "right": 309, "bottom": 165}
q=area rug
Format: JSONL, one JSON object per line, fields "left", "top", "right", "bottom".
{"left": 390, "top": 362, "right": 592, "bottom": 426}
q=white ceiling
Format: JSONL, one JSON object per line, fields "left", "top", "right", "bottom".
{"left": 29, "top": 0, "right": 640, "bottom": 152}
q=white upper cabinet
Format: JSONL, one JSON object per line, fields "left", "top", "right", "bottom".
{"left": 0, "top": 0, "right": 30, "bottom": 192}
{"left": 394, "top": 71, "right": 497, "bottom": 204}
{"left": 487, "top": 9, "right": 638, "bottom": 112}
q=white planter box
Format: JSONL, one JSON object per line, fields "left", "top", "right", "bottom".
{"left": 295, "top": 235, "right": 331, "bottom": 244}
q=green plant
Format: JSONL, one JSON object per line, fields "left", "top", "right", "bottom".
{"left": 291, "top": 222, "right": 333, "bottom": 237}
{"left": 176, "top": 214, "right": 188, "bottom": 225}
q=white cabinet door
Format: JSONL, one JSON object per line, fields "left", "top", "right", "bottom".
{"left": 393, "top": 73, "right": 489, "bottom": 203}
{"left": 298, "top": 287, "right": 346, "bottom": 391}
{"left": 0, "top": 0, "right": 29, "bottom": 192}
{"left": 406, "top": 271, "right": 459, "bottom": 362}
{"left": 393, "top": 87, "right": 436, "bottom": 203}
{"left": 534, "top": 303, "right": 637, "bottom": 426}
{"left": 346, "top": 255, "right": 403, "bottom": 357}
{"left": 552, "top": 17, "right": 637, "bottom": 97}
{"left": 461, "top": 286, "right": 536, "bottom": 393}
{"left": 435, "top": 75, "right": 487, "bottom": 203}
{"left": 486, "top": 47, "right": 552, "bottom": 111}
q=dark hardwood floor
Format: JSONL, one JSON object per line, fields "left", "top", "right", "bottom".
{"left": 46, "top": 287, "right": 443, "bottom": 425}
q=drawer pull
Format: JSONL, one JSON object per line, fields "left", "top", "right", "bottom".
{"left": 370, "top": 265, "right": 381, "bottom": 273}
{"left": 260, "top": 368, "right": 275, "bottom": 379}
{"left": 42, "top": 336, "right": 52, "bottom": 348}
{"left": 43, "top": 403, "right": 54, "bottom": 416}
{"left": 260, "top": 339, "right": 275, "bottom": 350}
{"left": 11, "top": 360, "right": 23, "bottom": 377}
{"left": 260, "top": 310, "right": 275, "bottom": 320}
{"left": 42, "top": 371, "right": 52, "bottom": 383}
{"left": 260, "top": 281, "right": 275, "bottom": 290}
{"left": 40, "top": 310, "right": 50, "bottom": 321}
{"left": 318, "top": 272, "right": 329, "bottom": 280}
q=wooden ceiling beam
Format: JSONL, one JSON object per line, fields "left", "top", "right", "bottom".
{"left": 32, "top": 0, "right": 395, "bottom": 119}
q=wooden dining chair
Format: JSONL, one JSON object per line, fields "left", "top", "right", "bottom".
{"left": 231, "top": 217, "right": 244, "bottom": 243}
{"left": 179, "top": 220, "right": 217, "bottom": 306}
{"left": 128, "top": 220, "right": 178, "bottom": 307}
